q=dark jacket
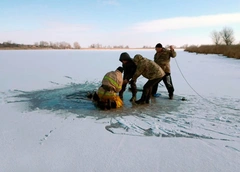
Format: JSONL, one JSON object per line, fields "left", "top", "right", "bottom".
{"left": 119, "top": 52, "right": 137, "bottom": 81}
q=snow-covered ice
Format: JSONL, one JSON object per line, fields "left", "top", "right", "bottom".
{"left": 0, "top": 49, "right": 239, "bottom": 172}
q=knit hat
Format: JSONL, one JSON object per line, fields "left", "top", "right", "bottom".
{"left": 116, "top": 66, "right": 124, "bottom": 73}
{"left": 155, "top": 43, "right": 162, "bottom": 48}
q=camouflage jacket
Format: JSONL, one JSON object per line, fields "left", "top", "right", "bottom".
{"left": 101, "top": 70, "right": 123, "bottom": 93}
{"left": 132, "top": 54, "right": 165, "bottom": 81}
{"left": 154, "top": 48, "right": 176, "bottom": 73}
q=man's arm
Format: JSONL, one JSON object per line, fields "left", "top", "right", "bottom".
{"left": 169, "top": 45, "right": 176, "bottom": 58}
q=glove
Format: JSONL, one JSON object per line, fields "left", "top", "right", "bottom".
{"left": 123, "top": 79, "right": 128, "bottom": 85}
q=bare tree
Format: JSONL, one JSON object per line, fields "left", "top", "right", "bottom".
{"left": 179, "top": 44, "right": 188, "bottom": 49}
{"left": 59, "top": 42, "right": 71, "bottom": 49}
{"left": 210, "top": 30, "right": 221, "bottom": 45}
{"left": 39, "top": 41, "right": 49, "bottom": 47}
{"left": 49, "top": 42, "right": 54, "bottom": 48}
{"left": 73, "top": 42, "right": 81, "bottom": 49}
{"left": 220, "top": 27, "right": 235, "bottom": 45}
{"left": 3, "top": 40, "right": 12, "bottom": 45}
{"left": 89, "top": 43, "right": 103, "bottom": 48}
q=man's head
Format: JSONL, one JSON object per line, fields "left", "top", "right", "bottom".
{"left": 155, "top": 43, "right": 163, "bottom": 52}
{"left": 133, "top": 54, "right": 144, "bottom": 65}
{"left": 116, "top": 66, "right": 124, "bottom": 73}
{"left": 119, "top": 52, "right": 131, "bottom": 64}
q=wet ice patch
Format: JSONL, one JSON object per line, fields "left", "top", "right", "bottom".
{"left": 5, "top": 82, "right": 100, "bottom": 115}
{"left": 104, "top": 94, "right": 240, "bottom": 141}
{"left": 3, "top": 82, "right": 240, "bottom": 140}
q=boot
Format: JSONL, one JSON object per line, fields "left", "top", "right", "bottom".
{"left": 135, "top": 99, "right": 145, "bottom": 104}
{"left": 129, "top": 93, "right": 136, "bottom": 102}
{"left": 135, "top": 91, "right": 147, "bottom": 104}
{"left": 146, "top": 93, "right": 151, "bottom": 104}
{"left": 169, "top": 93, "right": 173, "bottom": 100}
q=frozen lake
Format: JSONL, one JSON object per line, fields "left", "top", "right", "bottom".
{"left": 0, "top": 49, "right": 240, "bottom": 172}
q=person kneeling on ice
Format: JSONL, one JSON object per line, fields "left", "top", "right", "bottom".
{"left": 88, "top": 67, "right": 124, "bottom": 110}
{"left": 131, "top": 54, "right": 165, "bottom": 104}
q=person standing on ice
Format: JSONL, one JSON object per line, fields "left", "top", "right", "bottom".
{"left": 88, "top": 67, "right": 124, "bottom": 110}
{"left": 118, "top": 52, "right": 137, "bottom": 102}
{"left": 152, "top": 43, "right": 176, "bottom": 99}
{"left": 131, "top": 54, "right": 165, "bottom": 104}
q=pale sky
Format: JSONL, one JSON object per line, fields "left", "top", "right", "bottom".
{"left": 1, "top": 0, "right": 240, "bottom": 48}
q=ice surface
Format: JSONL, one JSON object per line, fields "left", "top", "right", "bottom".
{"left": 0, "top": 49, "right": 240, "bottom": 172}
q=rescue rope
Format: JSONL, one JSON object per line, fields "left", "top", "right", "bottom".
{"left": 174, "top": 58, "right": 205, "bottom": 99}
{"left": 174, "top": 58, "right": 239, "bottom": 111}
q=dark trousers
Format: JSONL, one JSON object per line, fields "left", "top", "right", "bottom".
{"left": 119, "top": 81, "right": 137, "bottom": 98}
{"left": 139, "top": 78, "right": 162, "bottom": 102}
{"left": 152, "top": 73, "right": 174, "bottom": 96}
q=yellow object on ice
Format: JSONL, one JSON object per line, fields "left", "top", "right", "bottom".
{"left": 112, "top": 95, "right": 123, "bottom": 108}
{"left": 97, "top": 87, "right": 123, "bottom": 108}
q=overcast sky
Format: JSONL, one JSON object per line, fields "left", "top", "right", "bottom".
{"left": 1, "top": 0, "right": 240, "bottom": 47}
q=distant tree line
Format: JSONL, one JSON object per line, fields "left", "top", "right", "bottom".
{"left": 0, "top": 41, "right": 75, "bottom": 49}
{"left": 0, "top": 41, "right": 157, "bottom": 49}
{"left": 88, "top": 43, "right": 130, "bottom": 49}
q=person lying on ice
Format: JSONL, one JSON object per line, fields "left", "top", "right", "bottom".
{"left": 131, "top": 54, "right": 165, "bottom": 104}
{"left": 87, "top": 67, "right": 124, "bottom": 110}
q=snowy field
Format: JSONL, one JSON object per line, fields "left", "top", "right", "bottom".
{"left": 0, "top": 49, "right": 240, "bottom": 172}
